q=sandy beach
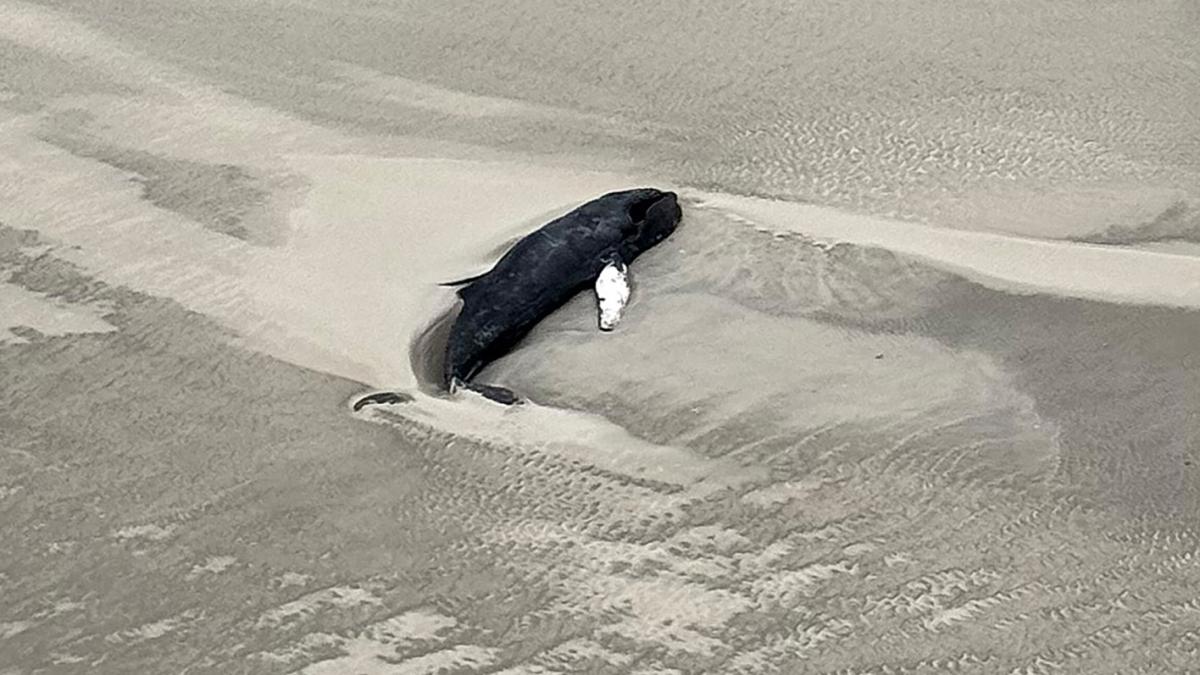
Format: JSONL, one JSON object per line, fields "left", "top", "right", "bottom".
{"left": 3, "top": 0, "right": 1200, "bottom": 672}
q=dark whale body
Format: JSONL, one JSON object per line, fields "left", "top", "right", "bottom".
{"left": 352, "top": 188, "right": 680, "bottom": 410}
{"left": 441, "top": 188, "right": 681, "bottom": 404}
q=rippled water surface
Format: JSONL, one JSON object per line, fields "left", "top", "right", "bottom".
{"left": 2, "top": 1, "right": 1200, "bottom": 672}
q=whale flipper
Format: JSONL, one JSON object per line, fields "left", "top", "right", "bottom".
{"left": 467, "top": 382, "right": 521, "bottom": 405}
{"left": 449, "top": 377, "right": 521, "bottom": 405}
{"left": 595, "top": 260, "right": 631, "bottom": 331}
{"left": 352, "top": 390, "right": 415, "bottom": 411}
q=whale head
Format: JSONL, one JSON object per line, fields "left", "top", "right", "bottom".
{"left": 585, "top": 188, "right": 681, "bottom": 261}
{"left": 622, "top": 188, "right": 681, "bottom": 258}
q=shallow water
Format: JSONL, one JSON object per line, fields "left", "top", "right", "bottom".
{"left": 3, "top": 0, "right": 1200, "bottom": 672}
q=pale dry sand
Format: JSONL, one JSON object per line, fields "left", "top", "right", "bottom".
{"left": 3, "top": 1, "right": 1200, "bottom": 673}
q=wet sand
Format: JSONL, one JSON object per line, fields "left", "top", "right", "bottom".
{"left": 3, "top": 0, "right": 1200, "bottom": 672}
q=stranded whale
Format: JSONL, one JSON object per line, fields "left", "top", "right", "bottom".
{"left": 353, "top": 188, "right": 680, "bottom": 410}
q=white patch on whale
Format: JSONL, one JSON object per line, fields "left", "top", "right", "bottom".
{"left": 594, "top": 260, "right": 631, "bottom": 331}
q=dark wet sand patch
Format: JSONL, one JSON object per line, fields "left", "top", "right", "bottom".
{"left": 1071, "top": 199, "right": 1200, "bottom": 247}
{"left": 706, "top": 219, "right": 1200, "bottom": 519}
{"left": 0, "top": 37, "right": 132, "bottom": 107}
{"left": 0, "top": 224, "right": 41, "bottom": 254}
{"left": 39, "top": 127, "right": 272, "bottom": 243}
{"left": 34, "top": 110, "right": 296, "bottom": 243}
{"left": 910, "top": 284, "right": 1200, "bottom": 519}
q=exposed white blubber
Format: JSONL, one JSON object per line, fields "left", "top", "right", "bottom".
{"left": 595, "top": 260, "right": 631, "bottom": 331}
